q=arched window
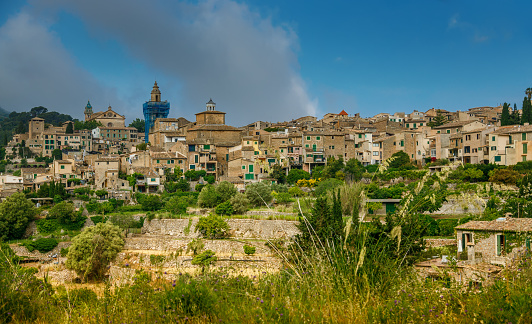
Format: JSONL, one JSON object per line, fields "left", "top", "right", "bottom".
{"left": 108, "top": 123, "right": 113, "bottom": 127}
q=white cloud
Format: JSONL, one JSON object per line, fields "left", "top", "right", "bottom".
{"left": 24, "top": 0, "right": 318, "bottom": 125}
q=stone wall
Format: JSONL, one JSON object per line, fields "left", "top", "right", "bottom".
{"left": 142, "top": 218, "right": 299, "bottom": 240}
{"left": 425, "top": 238, "right": 456, "bottom": 247}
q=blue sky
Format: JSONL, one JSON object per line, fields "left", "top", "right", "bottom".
{"left": 0, "top": 0, "right": 531, "bottom": 126}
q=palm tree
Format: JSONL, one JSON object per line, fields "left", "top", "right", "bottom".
{"left": 526, "top": 87, "right": 532, "bottom": 100}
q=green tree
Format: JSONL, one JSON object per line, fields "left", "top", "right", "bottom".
{"left": 323, "top": 156, "right": 344, "bottom": 179}
{"left": 95, "top": 190, "right": 108, "bottom": 200}
{"left": 526, "top": 87, "right": 532, "bottom": 100}
{"left": 195, "top": 215, "right": 229, "bottom": 239}
{"left": 198, "top": 185, "right": 219, "bottom": 208}
{"left": 136, "top": 143, "right": 148, "bottom": 151}
{"left": 388, "top": 151, "right": 412, "bottom": 170}
{"left": 230, "top": 193, "right": 250, "bottom": 214}
{"left": 344, "top": 158, "right": 364, "bottom": 181}
{"left": 510, "top": 103, "right": 521, "bottom": 125}
{"left": 500, "top": 102, "right": 510, "bottom": 126}
{"left": 215, "top": 201, "right": 234, "bottom": 215}
{"left": 287, "top": 169, "right": 311, "bottom": 184}
{"left": 47, "top": 201, "right": 77, "bottom": 224}
{"left": 176, "top": 178, "right": 191, "bottom": 192}
{"left": 269, "top": 164, "right": 286, "bottom": 184}
{"left": 141, "top": 195, "right": 163, "bottom": 211}
{"left": 128, "top": 118, "right": 145, "bottom": 133}
{"left": 66, "top": 222, "right": 124, "bottom": 281}
{"left": 166, "top": 196, "right": 188, "bottom": 215}
{"left": 30, "top": 106, "right": 48, "bottom": 117}
{"left": 65, "top": 122, "right": 74, "bottom": 134}
{"left": 245, "top": 182, "right": 272, "bottom": 206}
{"left": 427, "top": 109, "right": 448, "bottom": 127}
{"left": 52, "top": 148, "right": 62, "bottom": 160}
{"left": 215, "top": 181, "right": 237, "bottom": 203}
{"left": 0, "top": 192, "right": 36, "bottom": 241}
{"left": 522, "top": 96, "right": 532, "bottom": 125}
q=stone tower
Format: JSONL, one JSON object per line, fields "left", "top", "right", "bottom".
{"left": 84, "top": 100, "right": 93, "bottom": 121}
{"left": 206, "top": 98, "right": 216, "bottom": 111}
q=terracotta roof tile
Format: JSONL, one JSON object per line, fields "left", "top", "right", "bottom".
{"left": 456, "top": 217, "right": 532, "bottom": 232}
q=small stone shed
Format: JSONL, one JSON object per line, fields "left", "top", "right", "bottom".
{"left": 366, "top": 199, "right": 401, "bottom": 215}
{"left": 455, "top": 217, "right": 532, "bottom": 266}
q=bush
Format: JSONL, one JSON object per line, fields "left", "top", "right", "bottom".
{"left": 187, "top": 238, "right": 205, "bottom": 255}
{"left": 191, "top": 250, "right": 217, "bottom": 268}
{"left": 243, "top": 245, "right": 256, "bottom": 255}
{"left": 166, "top": 196, "right": 188, "bottom": 215}
{"left": 109, "top": 214, "right": 139, "bottom": 229}
{"left": 0, "top": 192, "right": 37, "bottom": 241}
{"left": 288, "top": 186, "right": 307, "bottom": 197}
{"left": 141, "top": 195, "right": 163, "bottom": 211}
{"left": 60, "top": 247, "right": 69, "bottom": 257}
{"left": 66, "top": 222, "right": 124, "bottom": 281}
{"left": 36, "top": 218, "right": 60, "bottom": 233}
{"left": 195, "top": 215, "right": 229, "bottom": 239}
{"left": 215, "top": 181, "right": 237, "bottom": 203}
{"left": 47, "top": 201, "right": 77, "bottom": 224}
{"left": 215, "top": 201, "right": 234, "bottom": 216}
{"left": 25, "top": 238, "right": 58, "bottom": 253}
{"left": 198, "top": 185, "right": 219, "bottom": 208}
{"left": 90, "top": 215, "right": 106, "bottom": 225}
{"left": 287, "top": 169, "right": 310, "bottom": 184}
{"left": 150, "top": 254, "right": 166, "bottom": 266}
{"left": 229, "top": 193, "right": 249, "bottom": 215}
{"left": 245, "top": 182, "right": 272, "bottom": 206}
{"left": 314, "top": 178, "right": 343, "bottom": 196}
{"left": 489, "top": 168, "right": 521, "bottom": 185}
{"left": 195, "top": 183, "right": 206, "bottom": 193}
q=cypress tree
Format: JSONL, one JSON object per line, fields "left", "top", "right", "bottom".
{"left": 511, "top": 103, "right": 520, "bottom": 125}
{"left": 522, "top": 97, "right": 532, "bottom": 125}
{"left": 500, "top": 102, "right": 510, "bottom": 126}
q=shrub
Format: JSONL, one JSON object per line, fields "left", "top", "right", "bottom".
{"left": 489, "top": 168, "right": 521, "bottom": 185}
{"left": 191, "top": 250, "right": 217, "bottom": 268}
{"left": 287, "top": 169, "right": 310, "bottom": 184}
{"left": 195, "top": 183, "right": 205, "bottom": 193}
{"left": 314, "top": 178, "right": 343, "bottom": 196}
{"left": 36, "top": 218, "right": 60, "bottom": 233}
{"left": 0, "top": 192, "right": 37, "bottom": 241}
{"left": 245, "top": 182, "right": 272, "bottom": 206}
{"left": 288, "top": 186, "right": 307, "bottom": 197}
{"left": 141, "top": 195, "right": 163, "bottom": 211}
{"left": 60, "top": 247, "right": 69, "bottom": 257}
{"left": 166, "top": 196, "right": 188, "bottom": 215}
{"left": 66, "top": 222, "right": 124, "bottom": 281}
{"left": 187, "top": 238, "right": 205, "bottom": 255}
{"left": 161, "top": 275, "right": 217, "bottom": 317}
{"left": 273, "top": 192, "right": 293, "bottom": 205}
{"left": 215, "top": 181, "right": 237, "bottom": 203}
{"left": 243, "top": 245, "right": 256, "bottom": 255}
{"left": 47, "top": 201, "right": 77, "bottom": 224}
{"left": 215, "top": 201, "right": 234, "bottom": 216}
{"left": 149, "top": 254, "right": 166, "bottom": 266}
{"left": 90, "top": 215, "right": 106, "bottom": 225}
{"left": 25, "top": 238, "right": 58, "bottom": 253}
{"left": 198, "top": 185, "right": 219, "bottom": 208}
{"left": 109, "top": 214, "right": 138, "bottom": 229}
{"left": 230, "top": 193, "right": 249, "bottom": 215}
{"left": 195, "top": 215, "right": 229, "bottom": 239}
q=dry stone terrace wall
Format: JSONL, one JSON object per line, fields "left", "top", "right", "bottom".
{"left": 142, "top": 218, "right": 300, "bottom": 240}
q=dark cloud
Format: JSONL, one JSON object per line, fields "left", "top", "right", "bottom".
{"left": 0, "top": 12, "right": 124, "bottom": 118}
{"left": 18, "top": 0, "right": 317, "bottom": 126}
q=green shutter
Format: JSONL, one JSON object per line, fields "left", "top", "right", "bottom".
{"left": 249, "top": 165, "right": 254, "bottom": 172}
{"left": 462, "top": 233, "right": 466, "bottom": 251}
{"left": 524, "top": 143, "right": 528, "bottom": 154}
{"left": 523, "top": 133, "right": 527, "bottom": 141}
{"left": 526, "top": 237, "right": 530, "bottom": 250}
{"left": 497, "top": 235, "right": 501, "bottom": 256}
{"left": 204, "top": 144, "right": 210, "bottom": 149}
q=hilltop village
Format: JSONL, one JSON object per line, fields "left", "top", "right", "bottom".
{"left": 2, "top": 83, "right": 532, "bottom": 196}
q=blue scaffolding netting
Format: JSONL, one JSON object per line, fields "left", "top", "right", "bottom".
{"left": 143, "top": 101, "right": 170, "bottom": 143}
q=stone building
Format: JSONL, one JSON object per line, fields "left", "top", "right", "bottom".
{"left": 455, "top": 217, "right": 532, "bottom": 266}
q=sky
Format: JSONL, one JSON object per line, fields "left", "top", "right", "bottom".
{"left": 0, "top": 0, "right": 531, "bottom": 126}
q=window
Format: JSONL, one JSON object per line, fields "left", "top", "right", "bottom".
{"left": 189, "top": 165, "right": 195, "bottom": 169}
{"left": 358, "top": 134, "right": 362, "bottom": 138}
{"left": 523, "top": 156, "right": 527, "bottom": 162}
{"left": 413, "top": 123, "right": 416, "bottom": 128}
{"left": 495, "top": 156, "right": 501, "bottom": 162}
{"left": 157, "top": 160, "right": 160, "bottom": 163}
{"left": 420, "top": 123, "right": 423, "bottom": 126}
{"left": 492, "top": 136, "right": 495, "bottom": 142}
{"left": 242, "top": 166, "right": 245, "bottom": 170}
{"left": 226, "top": 154, "right": 229, "bottom": 161}
{"left": 524, "top": 143, "right": 528, "bottom": 154}
{"left": 189, "top": 145, "right": 195, "bottom": 152}
{"left": 497, "top": 234, "right": 506, "bottom": 256}
{"left": 306, "top": 136, "right": 311, "bottom": 140}
{"left": 195, "top": 155, "right": 198, "bottom": 163}
{"left": 446, "top": 130, "right": 451, "bottom": 134}
{"left": 316, "top": 136, "right": 321, "bottom": 140}
{"left": 151, "top": 178, "right": 156, "bottom": 182}
{"left": 477, "top": 134, "right": 480, "bottom": 140}
{"left": 254, "top": 151, "right": 259, "bottom": 155}
{"left": 523, "top": 133, "right": 527, "bottom": 141}
{"left": 491, "top": 146, "right": 496, "bottom": 151}
{"left": 61, "top": 165, "right": 65, "bottom": 170}
{"left": 509, "top": 135, "right": 513, "bottom": 144}
{"left": 400, "top": 140, "right": 404, "bottom": 147}
{"left": 167, "top": 160, "right": 171, "bottom": 164}
{"left": 406, "top": 124, "right": 410, "bottom": 128}
{"left": 247, "top": 141, "right": 250, "bottom": 145}
{"left": 437, "top": 131, "right": 440, "bottom": 134}
{"left": 464, "top": 146, "right": 470, "bottom": 153}
{"left": 249, "top": 165, "right": 254, "bottom": 172}
{"left": 204, "top": 144, "right": 210, "bottom": 149}
{"left": 466, "top": 135, "right": 471, "bottom": 141}
{"left": 305, "top": 144, "right": 309, "bottom": 148}
{"left": 373, "top": 151, "right": 379, "bottom": 156}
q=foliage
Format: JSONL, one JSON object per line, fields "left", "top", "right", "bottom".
{"left": 427, "top": 109, "right": 448, "bottom": 127}
{"left": 489, "top": 168, "right": 521, "bottom": 185}
{"left": 23, "top": 238, "right": 58, "bottom": 253}
{"left": 47, "top": 201, "right": 77, "bottom": 224}
{"left": 166, "top": 196, "right": 188, "bottom": 215}
{"left": 314, "top": 178, "right": 343, "bottom": 196}
{"left": 36, "top": 218, "right": 60, "bottom": 233}
{"left": 74, "top": 120, "right": 103, "bottom": 130}
{"left": 191, "top": 250, "right": 217, "bottom": 268}
{"left": 95, "top": 189, "right": 108, "bottom": 199}
{"left": 0, "top": 192, "right": 36, "bottom": 241}
{"left": 501, "top": 102, "right": 511, "bottom": 126}
{"left": 198, "top": 185, "right": 219, "bottom": 208}
{"left": 109, "top": 214, "right": 144, "bottom": 229}
{"left": 366, "top": 182, "right": 406, "bottom": 199}
{"left": 215, "top": 201, "right": 234, "bottom": 215}
{"left": 60, "top": 247, "right": 69, "bottom": 257}
{"left": 187, "top": 238, "right": 205, "bottom": 255}
{"left": 243, "top": 245, "right": 256, "bottom": 255}
{"left": 90, "top": 215, "right": 107, "bottom": 225}
{"left": 204, "top": 175, "right": 215, "bottom": 184}
{"left": 287, "top": 169, "right": 311, "bottom": 184}
{"left": 65, "top": 122, "right": 74, "bottom": 134}
{"left": 141, "top": 194, "right": 163, "bottom": 211}
{"left": 245, "top": 182, "right": 273, "bottom": 206}
{"left": 128, "top": 118, "right": 145, "bottom": 133}
{"left": 66, "top": 222, "right": 124, "bottom": 281}
{"left": 176, "top": 178, "right": 191, "bottom": 192}
{"left": 269, "top": 164, "right": 286, "bottom": 183}
{"left": 273, "top": 192, "right": 293, "bottom": 205}
{"left": 344, "top": 158, "right": 365, "bottom": 181}
{"left": 149, "top": 254, "right": 166, "bottom": 266}
{"left": 229, "top": 193, "right": 250, "bottom": 215}
{"left": 184, "top": 170, "right": 207, "bottom": 181}
{"left": 288, "top": 186, "right": 307, "bottom": 197}
{"left": 195, "top": 214, "right": 229, "bottom": 239}
{"left": 215, "top": 181, "right": 237, "bottom": 203}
